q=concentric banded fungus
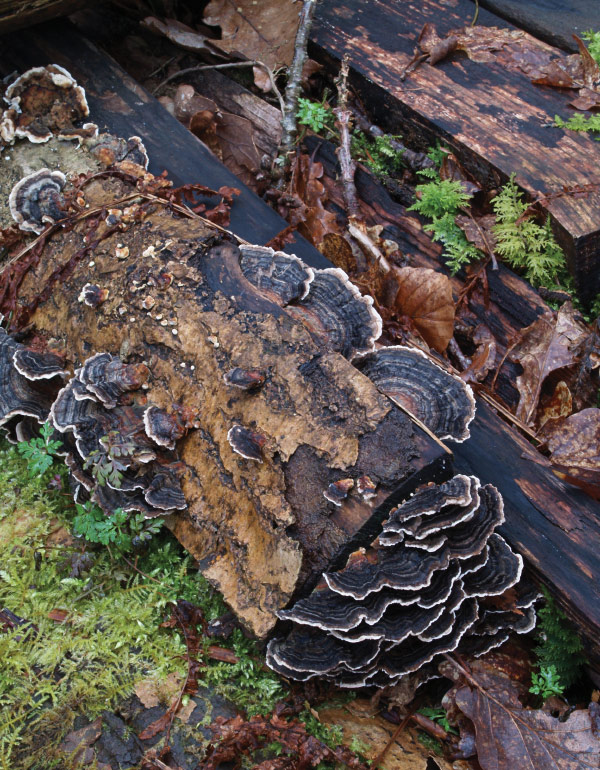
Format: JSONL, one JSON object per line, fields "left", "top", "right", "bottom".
{"left": 239, "top": 245, "right": 314, "bottom": 304}
{"left": 223, "top": 368, "right": 266, "bottom": 391}
{"left": 227, "top": 424, "right": 267, "bottom": 462}
{"left": 143, "top": 405, "right": 188, "bottom": 450}
{"left": 1, "top": 329, "right": 66, "bottom": 434}
{"left": 324, "top": 478, "right": 354, "bottom": 506}
{"left": 79, "top": 353, "right": 149, "bottom": 408}
{"left": 78, "top": 284, "right": 109, "bottom": 308}
{"left": 9, "top": 169, "right": 66, "bottom": 234}
{"left": 356, "top": 346, "right": 476, "bottom": 442}
{"left": 287, "top": 268, "right": 382, "bottom": 360}
{"left": 4, "top": 64, "right": 89, "bottom": 142}
{"left": 267, "top": 475, "right": 534, "bottom": 687}
{"left": 49, "top": 352, "right": 187, "bottom": 517}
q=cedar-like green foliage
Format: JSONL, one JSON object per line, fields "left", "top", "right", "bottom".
{"left": 491, "top": 174, "right": 566, "bottom": 286}
{"left": 554, "top": 112, "right": 600, "bottom": 138}
{"left": 352, "top": 130, "right": 404, "bottom": 177}
{"left": 534, "top": 588, "right": 587, "bottom": 690}
{"left": 408, "top": 175, "right": 481, "bottom": 272}
{"left": 582, "top": 29, "right": 600, "bottom": 65}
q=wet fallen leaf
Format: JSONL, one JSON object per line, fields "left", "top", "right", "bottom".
{"left": 48, "top": 608, "right": 69, "bottom": 623}
{"left": 441, "top": 658, "right": 600, "bottom": 770}
{"left": 509, "top": 302, "right": 589, "bottom": 426}
{"left": 142, "top": 17, "right": 227, "bottom": 58}
{"left": 460, "top": 322, "right": 497, "bottom": 383}
{"left": 320, "top": 699, "right": 454, "bottom": 769}
{"left": 541, "top": 407, "right": 600, "bottom": 471}
{"left": 202, "top": 0, "right": 299, "bottom": 70}
{"left": 538, "top": 380, "right": 573, "bottom": 428}
{"left": 385, "top": 266, "right": 455, "bottom": 353}
{"left": 455, "top": 214, "right": 497, "bottom": 255}
{"left": 419, "top": 22, "right": 458, "bottom": 65}
{"left": 284, "top": 154, "right": 340, "bottom": 247}
{"left": 456, "top": 675, "right": 600, "bottom": 770}
{"left": 59, "top": 717, "right": 102, "bottom": 765}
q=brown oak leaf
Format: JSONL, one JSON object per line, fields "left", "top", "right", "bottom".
{"left": 509, "top": 302, "right": 589, "bottom": 426}
{"left": 202, "top": 0, "right": 299, "bottom": 70}
{"left": 385, "top": 266, "right": 455, "bottom": 353}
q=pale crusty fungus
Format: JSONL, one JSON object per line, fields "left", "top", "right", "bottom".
{"left": 9, "top": 168, "right": 66, "bottom": 234}
{"left": 4, "top": 64, "right": 89, "bottom": 143}
{"left": 356, "top": 346, "right": 476, "bottom": 442}
{"left": 267, "top": 475, "right": 532, "bottom": 687}
{"left": 78, "top": 284, "right": 109, "bottom": 308}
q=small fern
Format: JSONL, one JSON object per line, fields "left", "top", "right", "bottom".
{"left": 352, "top": 131, "right": 404, "bottom": 177}
{"left": 409, "top": 176, "right": 482, "bottom": 272}
{"left": 296, "top": 97, "right": 335, "bottom": 133}
{"left": 534, "top": 588, "right": 587, "bottom": 689}
{"left": 529, "top": 666, "right": 564, "bottom": 700}
{"left": 491, "top": 174, "right": 566, "bottom": 286}
{"left": 554, "top": 112, "right": 600, "bottom": 138}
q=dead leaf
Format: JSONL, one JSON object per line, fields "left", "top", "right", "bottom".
{"left": 48, "top": 608, "right": 69, "bottom": 623}
{"left": 569, "top": 88, "right": 600, "bottom": 110}
{"left": 177, "top": 93, "right": 260, "bottom": 187}
{"left": 541, "top": 407, "right": 600, "bottom": 471}
{"left": 385, "top": 266, "right": 455, "bottom": 353}
{"left": 509, "top": 302, "right": 589, "bottom": 425}
{"left": 419, "top": 22, "right": 458, "bottom": 65}
{"left": 285, "top": 154, "right": 340, "bottom": 247}
{"left": 320, "top": 699, "right": 454, "bottom": 769}
{"left": 460, "top": 322, "right": 497, "bottom": 384}
{"left": 135, "top": 672, "right": 182, "bottom": 709}
{"left": 252, "top": 64, "right": 272, "bottom": 92}
{"left": 573, "top": 35, "right": 600, "bottom": 90}
{"left": 59, "top": 717, "right": 102, "bottom": 765}
{"left": 202, "top": 0, "right": 299, "bottom": 70}
{"left": 538, "top": 380, "right": 573, "bottom": 428}
{"left": 453, "top": 671, "right": 600, "bottom": 770}
{"left": 455, "top": 214, "right": 497, "bottom": 254}
{"left": 142, "top": 17, "right": 227, "bottom": 58}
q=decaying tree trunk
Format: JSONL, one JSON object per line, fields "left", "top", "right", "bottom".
{"left": 11, "top": 174, "right": 448, "bottom": 636}
{"left": 0, "top": 0, "right": 86, "bottom": 33}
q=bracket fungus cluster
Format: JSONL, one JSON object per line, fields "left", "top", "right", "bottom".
{"left": 356, "top": 346, "right": 476, "bottom": 442}
{"left": 50, "top": 352, "right": 187, "bottom": 516}
{"left": 0, "top": 328, "right": 67, "bottom": 441}
{"left": 267, "top": 474, "right": 536, "bottom": 687}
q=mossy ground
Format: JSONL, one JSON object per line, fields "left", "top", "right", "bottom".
{"left": 0, "top": 438, "right": 284, "bottom": 769}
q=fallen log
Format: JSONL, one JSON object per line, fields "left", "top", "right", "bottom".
{"left": 0, "top": 0, "right": 86, "bottom": 34}
{"left": 3, "top": 170, "right": 448, "bottom": 637}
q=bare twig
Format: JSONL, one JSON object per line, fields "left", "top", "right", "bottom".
{"left": 275, "top": 0, "right": 318, "bottom": 186}
{"left": 334, "top": 56, "right": 360, "bottom": 220}
{"left": 371, "top": 711, "right": 413, "bottom": 769}
{"left": 347, "top": 220, "right": 391, "bottom": 273}
{"left": 152, "top": 61, "right": 285, "bottom": 114}
{"left": 448, "top": 337, "right": 471, "bottom": 370}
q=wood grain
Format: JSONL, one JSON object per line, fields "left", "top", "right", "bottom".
{"left": 310, "top": 0, "right": 600, "bottom": 302}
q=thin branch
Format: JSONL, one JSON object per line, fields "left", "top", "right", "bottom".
{"left": 334, "top": 56, "right": 360, "bottom": 220}
{"left": 275, "top": 0, "right": 318, "bottom": 185}
{"left": 152, "top": 61, "right": 284, "bottom": 114}
{"left": 371, "top": 711, "right": 413, "bottom": 769}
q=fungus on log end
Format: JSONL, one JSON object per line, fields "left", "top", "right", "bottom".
{"left": 9, "top": 168, "right": 66, "bottom": 233}
{"left": 267, "top": 475, "right": 531, "bottom": 687}
{"left": 356, "top": 346, "right": 476, "bottom": 442}
{"left": 0, "top": 328, "right": 66, "bottom": 435}
{"left": 8, "top": 168, "right": 446, "bottom": 637}
{"left": 3, "top": 64, "right": 89, "bottom": 143}
{"left": 50, "top": 353, "right": 186, "bottom": 518}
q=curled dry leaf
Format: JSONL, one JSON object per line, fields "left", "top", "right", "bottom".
{"left": 174, "top": 91, "right": 261, "bottom": 188}
{"left": 285, "top": 154, "right": 340, "bottom": 247}
{"left": 202, "top": 0, "right": 299, "bottom": 71}
{"left": 509, "top": 302, "right": 589, "bottom": 426}
{"left": 385, "top": 266, "right": 455, "bottom": 353}
{"left": 538, "top": 380, "right": 573, "bottom": 429}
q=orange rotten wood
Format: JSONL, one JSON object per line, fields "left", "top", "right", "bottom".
{"left": 309, "top": 0, "right": 600, "bottom": 302}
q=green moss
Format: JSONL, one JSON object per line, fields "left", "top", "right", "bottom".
{"left": 0, "top": 436, "right": 290, "bottom": 766}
